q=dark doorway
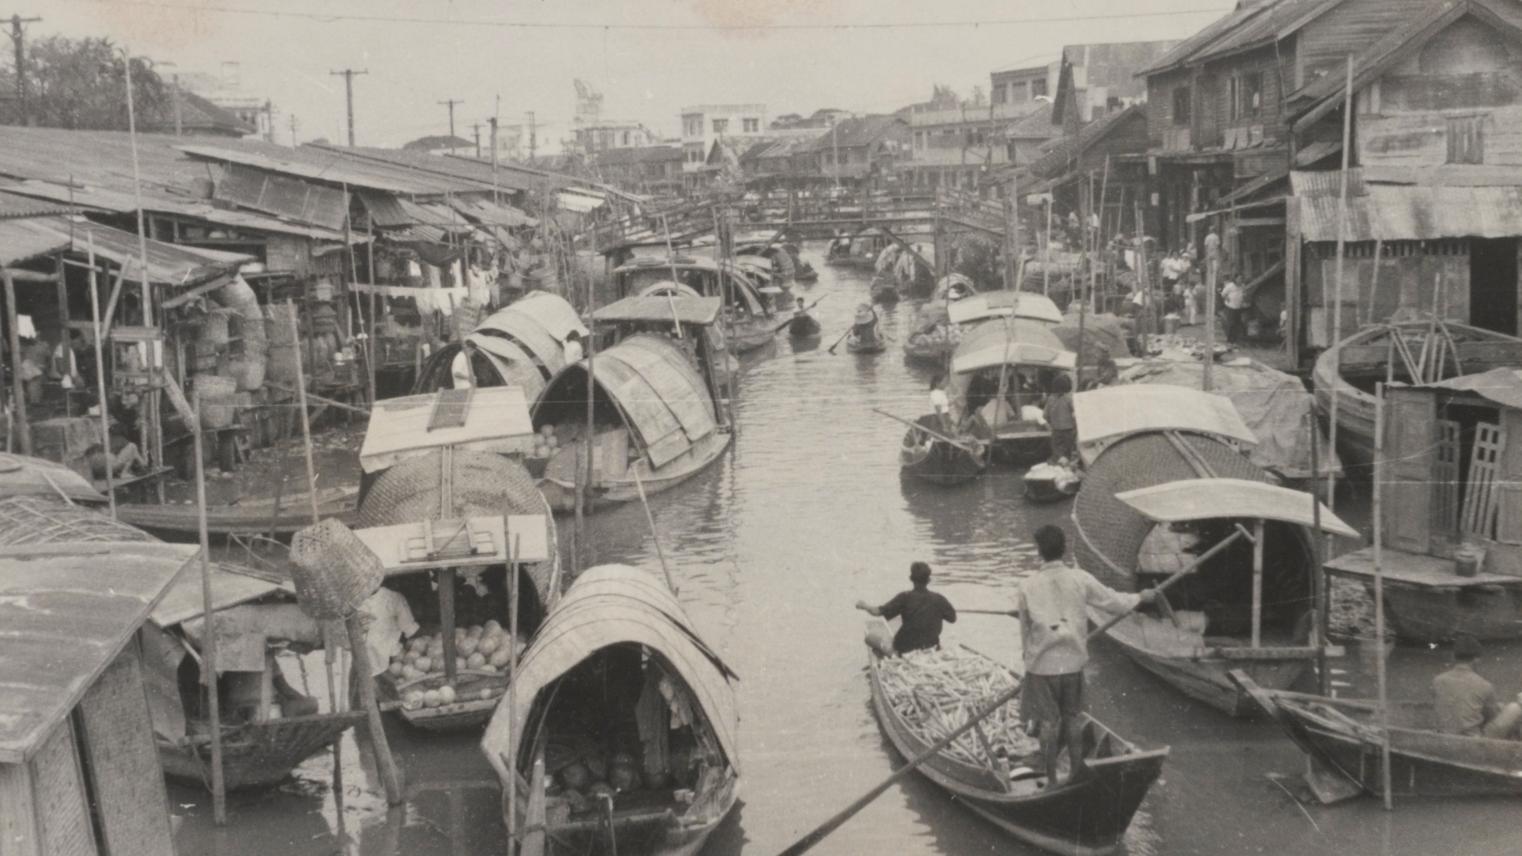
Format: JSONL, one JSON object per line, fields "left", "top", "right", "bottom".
{"left": 1469, "top": 238, "right": 1519, "bottom": 336}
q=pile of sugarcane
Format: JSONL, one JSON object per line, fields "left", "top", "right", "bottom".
{"left": 878, "top": 647, "right": 1038, "bottom": 768}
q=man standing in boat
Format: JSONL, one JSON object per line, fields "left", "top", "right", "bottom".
{"left": 1011, "top": 526, "right": 1155, "bottom": 783}
{"left": 856, "top": 561, "right": 957, "bottom": 654}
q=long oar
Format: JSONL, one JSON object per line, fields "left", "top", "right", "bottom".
{"left": 772, "top": 295, "right": 829, "bottom": 333}
{"left": 871, "top": 408, "right": 978, "bottom": 454}
{"left": 826, "top": 326, "right": 854, "bottom": 354}
{"left": 775, "top": 529, "right": 1248, "bottom": 856}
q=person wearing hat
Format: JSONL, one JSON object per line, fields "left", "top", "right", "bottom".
{"left": 855, "top": 561, "right": 957, "bottom": 655}
{"left": 1433, "top": 634, "right": 1522, "bottom": 739}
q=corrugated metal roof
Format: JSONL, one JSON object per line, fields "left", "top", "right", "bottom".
{"left": 448, "top": 196, "right": 535, "bottom": 228}
{"left": 178, "top": 142, "right": 493, "bottom": 196}
{"left": 1290, "top": 168, "right": 1364, "bottom": 198}
{"left": 0, "top": 541, "right": 196, "bottom": 762}
{"left": 1140, "top": 0, "right": 1344, "bottom": 75}
{"left": 0, "top": 190, "right": 75, "bottom": 220}
{"left": 214, "top": 163, "right": 349, "bottom": 231}
{"left": 1298, "top": 185, "right": 1522, "bottom": 241}
{"left": 313, "top": 144, "right": 550, "bottom": 193}
{"left": 0, "top": 218, "right": 72, "bottom": 266}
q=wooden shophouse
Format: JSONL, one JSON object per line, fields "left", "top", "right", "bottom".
{"left": 1326, "top": 368, "right": 1522, "bottom": 641}
{"left": 0, "top": 539, "right": 196, "bottom": 856}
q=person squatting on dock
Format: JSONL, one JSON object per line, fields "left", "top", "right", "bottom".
{"left": 857, "top": 561, "right": 958, "bottom": 654}
{"left": 1433, "top": 635, "right": 1522, "bottom": 741}
{"left": 1010, "top": 526, "right": 1156, "bottom": 783}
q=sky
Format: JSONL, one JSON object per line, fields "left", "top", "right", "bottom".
{"left": 31, "top": 0, "right": 1236, "bottom": 149}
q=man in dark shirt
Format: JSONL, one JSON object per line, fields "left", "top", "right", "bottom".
{"left": 856, "top": 561, "right": 957, "bottom": 654}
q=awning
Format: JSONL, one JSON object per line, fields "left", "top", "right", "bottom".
{"left": 1298, "top": 184, "right": 1522, "bottom": 242}
{"left": 448, "top": 196, "right": 536, "bottom": 229}
{"left": 951, "top": 318, "right": 1073, "bottom": 375}
{"left": 1074, "top": 384, "right": 1257, "bottom": 464}
{"left": 1416, "top": 367, "right": 1522, "bottom": 410}
{"left": 360, "top": 387, "right": 536, "bottom": 474}
{"left": 1116, "top": 478, "right": 1358, "bottom": 538}
{"left": 151, "top": 563, "right": 293, "bottom": 628}
{"left": 353, "top": 515, "right": 550, "bottom": 574}
{"left": 947, "top": 291, "right": 1064, "bottom": 326}
{"left": 592, "top": 295, "right": 721, "bottom": 326}
{"left": 0, "top": 218, "right": 71, "bottom": 266}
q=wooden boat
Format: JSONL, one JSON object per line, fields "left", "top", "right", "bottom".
{"left": 846, "top": 325, "right": 888, "bottom": 354}
{"left": 898, "top": 414, "right": 988, "bottom": 485}
{"left": 787, "top": 312, "right": 822, "bottom": 338}
{"left": 533, "top": 295, "right": 734, "bottom": 513}
{"left": 866, "top": 641, "right": 1167, "bottom": 856}
{"left": 825, "top": 225, "right": 892, "bottom": 269}
{"left": 413, "top": 291, "right": 590, "bottom": 400}
{"left": 1233, "top": 672, "right": 1522, "bottom": 800}
{"left": 1312, "top": 321, "right": 1522, "bottom": 469}
{"left": 950, "top": 318, "right": 1076, "bottom": 466}
{"left": 0, "top": 495, "right": 364, "bottom": 789}
{"left": 905, "top": 289, "right": 1065, "bottom": 365}
{"left": 356, "top": 386, "right": 560, "bottom": 732}
{"left": 1071, "top": 386, "right": 1355, "bottom": 714}
{"left": 483, "top": 564, "right": 740, "bottom": 856}
{"left": 1072, "top": 418, "right": 1357, "bottom": 715}
{"left": 610, "top": 255, "right": 778, "bottom": 354}
{"left": 1022, "top": 462, "right": 1081, "bottom": 504}
{"left": 115, "top": 485, "right": 358, "bottom": 538}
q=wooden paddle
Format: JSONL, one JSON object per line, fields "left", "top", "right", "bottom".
{"left": 826, "top": 326, "right": 854, "bottom": 354}
{"left": 772, "top": 295, "right": 828, "bottom": 333}
{"left": 871, "top": 408, "right": 979, "bottom": 454}
{"left": 776, "top": 530, "right": 1248, "bottom": 856}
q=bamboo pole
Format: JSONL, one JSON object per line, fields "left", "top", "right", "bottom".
{"left": 1094, "top": 156, "right": 1111, "bottom": 315}
{"left": 123, "top": 51, "right": 163, "bottom": 497}
{"left": 1251, "top": 519, "right": 1264, "bottom": 648}
{"left": 1371, "top": 382, "right": 1393, "bottom": 810}
{"left": 1309, "top": 413, "right": 1328, "bottom": 695}
{"left": 4, "top": 270, "right": 30, "bottom": 455}
{"left": 629, "top": 465, "right": 677, "bottom": 596}
{"left": 86, "top": 235, "right": 115, "bottom": 519}
{"left": 505, "top": 533, "right": 522, "bottom": 842}
{"left": 1042, "top": 198, "right": 1052, "bottom": 298}
{"left": 190, "top": 391, "right": 228, "bottom": 824}
{"left": 1204, "top": 252, "right": 1218, "bottom": 392}
{"left": 1325, "top": 55, "right": 1355, "bottom": 508}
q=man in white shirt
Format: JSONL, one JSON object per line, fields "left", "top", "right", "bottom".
{"left": 929, "top": 375, "right": 952, "bottom": 433}
{"left": 563, "top": 330, "right": 584, "bottom": 365}
{"left": 1011, "top": 525, "right": 1154, "bottom": 783}
{"left": 1221, "top": 275, "right": 1247, "bottom": 344}
{"left": 360, "top": 587, "right": 419, "bottom": 679}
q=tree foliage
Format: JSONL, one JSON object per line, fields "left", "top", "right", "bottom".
{"left": 16, "top": 35, "right": 169, "bottom": 130}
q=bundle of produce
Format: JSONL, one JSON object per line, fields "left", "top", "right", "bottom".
{"left": 387, "top": 619, "right": 528, "bottom": 710}
{"left": 877, "top": 647, "right": 1038, "bottom": 768}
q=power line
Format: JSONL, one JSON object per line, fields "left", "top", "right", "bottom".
{"left": 57, "top": 0, "right": 1228, "bottom": 32}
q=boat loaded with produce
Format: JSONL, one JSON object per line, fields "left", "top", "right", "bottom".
{"left": 353, "top": 385, "right": 559, "bottom": 731}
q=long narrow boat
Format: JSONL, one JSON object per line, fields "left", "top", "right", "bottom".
{"left": 1312, "top": 321, "right": 1522, "bottom": 469}
{"left": 904, "top": 286, "right": 1063, "bottom": 365}
{"left": 483, "top": 564, "right": 740, "bottom": 856}
{"left": 846, "top": 324, "right": 888, "bottom": 354}
{"left": 1071, "top": 386, "right": 1356, "bottom": 716}
{"left": 950, "top": 318, "right": 1076, "bottom": 465}
{"left": 533, "top": 295, "right": 734, "bottom": 512}
{"left": 866, "top": 641, "right": 1166, "bottom": 856}
{"left": 899, "top": 415, "right": 988, "bottom": 485}
{"left": 413, "top": 291, "right": 589, "bottom": 400}
{"left": 115, "top": 486, "right": 358, "bottom": 538}
{"left": 1233, "top": 672, "right": 1522, "bottom": 799}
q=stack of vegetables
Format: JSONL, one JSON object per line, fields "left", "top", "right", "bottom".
{"left": 878, "top": 647, "right": 1038, "bottom": 767}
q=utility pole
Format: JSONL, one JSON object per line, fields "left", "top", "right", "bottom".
{"left": 7, "top": 14, "right": 40, "bottom": 126}
{"left": 437, "top": 97, "right": 463, "bottom": 140}
{"left": 289, "top": 114, "right": 298, "bottom": 146}
{"left": 471, "top": 122, "right": 482, "bottom": 158}
{"left": 526, "top": 111, "right": 537, "bottom": 161}
{"left": 329, "top": 67, "right": 367, "bottom": 146}
{"left": 263, "top": 99, "right": 274, "bottom": 142}
{"left": 488, "top": 116, "right": 500, "bottom": 204}
{"left": 171, "top": 73, "right": 183, "bottom": 136}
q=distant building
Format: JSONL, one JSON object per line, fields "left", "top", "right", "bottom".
{"left": 900, "top": 97, "right": 1058, "bottom": 194}
{"left": 589, "top": 145, "right": 683, "bottom": 196}
{"left": 403, "top": 134, "right": 476, "bottom": 156}
{"left": 801, "top": 114, "right": 910, "bottom": 189}
{"left": 176, "top": 68, "right": 270, "bottom": 139}
{"left": 679, "top": 103, "right": 767, "bottom": 178}
{"left": 990, "top": 62, "right": 1060, "bottom": 108}
{"left": 140, "top": 88, "right": 256, "bottom": 137}
{"left": 1051, "top": 41, "right": 1179, "bottom": 125}
{"left": 573, "top": 122, "right": 657, "bottom": 155}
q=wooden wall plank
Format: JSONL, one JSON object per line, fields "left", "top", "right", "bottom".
{"left": 74, "top": 648, "right": 175, "bottom": 856}
{"left": 29, "top": 720, "right": 96, "bottom": 856}
{"left": 0, "top": 762, "right": 39, "bottom": 856}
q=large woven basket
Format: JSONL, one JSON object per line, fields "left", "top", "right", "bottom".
{"left": 200, "top": 308, "right": 235, "bottom": 346}
{"left": 289, "top": 518, "right": 384, "bottom": 620}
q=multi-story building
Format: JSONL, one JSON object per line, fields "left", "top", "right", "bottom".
{"left": 990, "top": 62, "right": 1060, "bottom": 108}
{"left": 573, "top": 122, "right": 657, "bottom": 156}
{"left": 679, "top": 104, "right": 767, "bottom": 178}
{"left": 900, "top": 96, "right": 1059, "bottom": 194}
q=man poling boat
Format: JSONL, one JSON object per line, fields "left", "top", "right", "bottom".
{"left": 844, "top": 304, "right": 887, "bottom": 354}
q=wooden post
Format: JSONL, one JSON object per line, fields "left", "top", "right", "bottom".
{"left": 1326, "top": 55, "right": 1355, "bottom": 507}
{"left": 86, "top": 235, "right": 115, "bottom": 519}
{"left": 505, "top": 533, "right": 521, "bottom": 842}
{"left": 191, "top": 391, "right": 227, "bottom": 824}
{"left": 1204, "top": 254, "right": 1217, "bottom": 392}
{"left": 1309, "top": 415, "right": 1328, "bottom": 694}
{"left": 440, "top": 569, "right": 458, "bottom": 682}
{"left": 345, "top": 614, "right": 403, "bottom": 804}
{"left": 1094, "top": 157, "right": 1111, "bottom": 314}
{"left": 1251, "top": 519, "right": 1265, "bottom": 648}
{"left": 1042, "top": 198, "right": 1052, "bottom": 298}
{"left": 3, "top": 270, "right": 30, "bottom": 455}
{"left": 1371, "top": 382, "right": 1393, "bottom": 810}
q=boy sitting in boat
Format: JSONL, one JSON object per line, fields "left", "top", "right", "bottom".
{"left": 856, "top": 561, "right": 958, "bottom": 655}
{"left": 1433, "top": 635, "right": 1522, "bottom": 740}
{"left": 1011, "top": 526, "right": 1155, "bottom": 783}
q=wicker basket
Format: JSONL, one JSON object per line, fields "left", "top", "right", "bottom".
{"left": 194, "top": 375, "right": 240, "bottom": 429}
{"left": 200, "top": 308, "right": 234, "bottom": 346}
{"left": 229, "top": 356, "right": 267, "bottom": 392}
{"left": 289, "top": 518, "right": 384, "bottom": 620}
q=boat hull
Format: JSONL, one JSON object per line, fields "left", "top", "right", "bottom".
{"left": 899, "top": 424, "right": 987, "bottom": 486}
{"left": 846, "top": 331, "right": 888, "bottom": 354}
{"left": 159, "top": 711, "right": 363, "bottom": 791}
{"left": 1023, "top": 475, "right": 1080, "bottom": 504}
{"left": 1235, "top": 675, "right": 1522, "bottom": 799}
{"left": 870, "top": 282, "right": 900, "bottom": 305}
{"left": 538, "top": 430, "right": 733, "bottom": 513}
{"left": 1100, "top": 614, "right": 1313, "bottom": 717}
{"left": 867, "top": 651, "right": 1166, "bottom": 856}
{"left": 788, "top": 315, "right": 822, "bottom": 338}
{"left": 117, "top": 487, "right": 358, "bottom": 538}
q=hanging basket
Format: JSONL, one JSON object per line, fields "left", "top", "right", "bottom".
{"left": 289, "top": 518, "right": 384, "bottom": 620}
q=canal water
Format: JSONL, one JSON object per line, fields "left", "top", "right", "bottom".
{"left": 173, "top": 251, "right": 1519, "bottom": 856}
